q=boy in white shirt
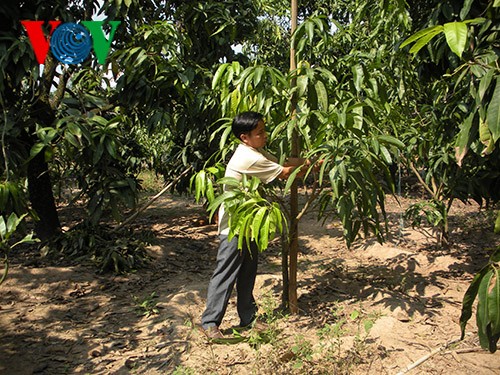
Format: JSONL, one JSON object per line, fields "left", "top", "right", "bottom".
{"left": 201, "top": 111, "right": 308, "bottom": 339}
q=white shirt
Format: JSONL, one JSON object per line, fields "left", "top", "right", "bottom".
{"left": 218, "top": 143, "right": 283, "bottom": 234}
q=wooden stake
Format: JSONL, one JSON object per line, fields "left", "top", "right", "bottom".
{"left": 112, "top": 166, "right": 192, "bottom": 232}
{"left": 396, "top": 337, "right": 462, "bottom": 375}
{"left": 287, "top": 0, "right": 300, "bottom": 315}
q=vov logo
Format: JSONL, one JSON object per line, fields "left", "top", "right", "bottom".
{"left": 21, "top": 21, "right": 121, "bottom": 65}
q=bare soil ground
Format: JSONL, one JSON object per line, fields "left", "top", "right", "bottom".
{"left": 1, "top": 193, "right": 500, "bottom": 374}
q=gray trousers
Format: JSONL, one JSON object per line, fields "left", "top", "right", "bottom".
{"left": 201, "top": 235, "right": 258, "bottom": 329}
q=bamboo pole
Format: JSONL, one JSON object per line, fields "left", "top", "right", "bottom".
{"left": 288, "top": 0, "right": 299, "bottom": 314}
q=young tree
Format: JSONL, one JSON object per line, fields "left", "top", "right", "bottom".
{"left": 195, "top": 0, "right": 413, "bottom": 313}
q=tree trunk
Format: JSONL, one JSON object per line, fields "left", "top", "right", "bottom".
{"left": 26, "top": 55, "right": 61, "bottom": 242}
{"left": 27, "top": 148, "right": 61, "bottom": 242}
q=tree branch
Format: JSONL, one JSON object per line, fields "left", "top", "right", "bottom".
{"left": 405, "top": 158, "right": 435, "bottom": 198}
{"left": 112, "top": 166, "right": 192, "bottom": 232}
{"left": 296, "top": 179, "right": 319, "bottom": 222}
{"left": 396, "top": 337, "right": 462, "bottom": 375}
{"left": 50, "top": 65, "right": 75, "bottom": 109}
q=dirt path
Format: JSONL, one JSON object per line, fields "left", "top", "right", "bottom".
{"left": 1, "top": 195, "right": 500, "bottom": 374}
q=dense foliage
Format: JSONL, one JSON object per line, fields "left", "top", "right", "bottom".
{"left": 0, "top": 0, "right": 499, "bottom": 353}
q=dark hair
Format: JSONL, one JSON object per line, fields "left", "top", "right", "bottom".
{"left": 232, "top": 111, "right": 264, "bottom": 140}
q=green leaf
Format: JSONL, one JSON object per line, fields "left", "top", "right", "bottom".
{"left": 315, "top": 80, "right": 328, "bottom": 110}
{"left": 477, "top": 269, "right": 495, "bottom": 349}
{"left": 30, "top": 143, "right": 46, "bottom": 158}
{"left": 352, "top": 65, "right": 364, "bottom": 92}
{"left": 217, "top": 177, "right": 241, "bottom": 188}
{"left": 408, "top": 27, "right": 444, "bottom": 55}
{"left": 364, "top": 320, "right": 374, "bottom": 333}
{"left": 212, "top": 64, "right": 228, "bottom": 90}
{"left": 377, "top": 135, "right": 405, "bottom": 149}
{"left": 479, "top": 69, "right": 495, "bottom": 101}
{"left": 305, "top": 20, "right": 314, "bottom": 43}
{"left": 272, "top": 205, "right": 284, "bottom": 234}
{"left": 206, "top": 179, "right": 215, "bottom": 203}
{"left": 352, "top": 104, "right": 363, "bottom": 129}
{"left": 443, "top": 22, "right": 468, "bottom": 58}
{"left": 494, "top": 0, "right": 500, "bottom": 7}
{"left": 337, "top": 161, "right": 347, "bottom": 184}
{"left": 230, "top": 89, "right": 241, "bottom": 115}
{"left": 283, "top": 167, "right": 302, "bottom": 194}
{"left": 297, "top": 75, "right": 308, "bottom": 98}
{"left": 460, "top": 0, "right": 474, "bottom": 20}
{"left": 379, "top": 145, "right": 392, "bottom": 164}
{"left": 12, "top": 232, "right": 38, "bottom": 248}
{"left": 195, "top": 170, "right": 205, "bottom": 202}
{"left": 254, "top": 66, "right": 264, "bottom": 87}
{"left": 219, "top": 125, "right": 233, "bottom": 150}
{"left": 105, "top": 139, "right": 117, "bottom": 159}
{"left": 460, "top": 267, "right": 490, "bottom": 339}
{"left": 400, "top": 25, "right": 443, "bottom": 49}
{"left": 479, "top": 117, "right": 491, "bottom": 145}
{"left": 487, "top": 78, "right": 500, "bottom": 142}
{"left": 207, "top": 191, "right": 239, "bottom": 219}
{"left": 259, "top": 213, "right": 270, "bottom": 251}
{"left": 211, "top": 22, "right": 229, "bottom": 37}
{"left": 238, "top": 213, "right": 254, "bottom": 250}
{"left": 495, "top": 211, "right": 500, "bottom": 234}
{"left": 252, "top": 207, "right": 267, "bottom": 241}
{"left": 371, "top": 137, "right": 380, "bottom": 155}
{"left": 455, "top": 112, "right": 475, "bottom": 166}
{"left": 6, "top": 213, "right": 22, "bottom": 235}
{"left": 0, "top": 216, "right": 6, "bottom": 240}
{"left": 463, "top": 18, "right": 487, "bottom": 25}
{"left": 488, "top": 268, "right": 500, "bottom": 336}
{"left": 93, "top": 143, "right": 104, "bottom": 164}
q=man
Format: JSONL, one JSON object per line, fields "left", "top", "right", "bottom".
{"left": 201, "top": 111, "right": 308, "bottom": 339}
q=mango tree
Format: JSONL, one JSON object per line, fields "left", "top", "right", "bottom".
{"left": 400, "top": 0, "right": 500, "bottom": 353}
{"left": 1, "top": 0, "right": 263, "bottom": 272}
{"left": 194, "top": 0, "right": 413, "bottom": 313}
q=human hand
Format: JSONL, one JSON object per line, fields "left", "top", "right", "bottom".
{"left": 313, "top": 159, "right": 324, "bottom": 172}
{"left": 305, "top": 158, "right": 323, "bottom": 173}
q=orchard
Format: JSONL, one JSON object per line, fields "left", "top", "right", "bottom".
{"left": 1, "top": 0, "right": 499, "bottom": 373}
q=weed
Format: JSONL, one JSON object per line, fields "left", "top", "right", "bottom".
{"left": 138, "top": 170, "right": 164, "bottom": 193}
{"left": 133, "top": 291, "right": 160, "bottom": 317}
{"left": 318, "top": 319, "right": 346, "bottom": 341}
{"left": 245, "top": 325, "right": 278, "bottom": 349}
{"left": 172, "top": 365, "right": 196, "bottom": 375}
{"left": 0, "top": 213, "right": 38, "bottom": 284}
{"left": 291, "top": 335, "right": 314, "bottom": 370}
{"left": 349, "top": 306, "right": 382, "bottom": 338}
{"left": 259, "top": 289, "right": 287, "bottom": 324}
{"left": 313, "top": 305, "right": 382, "bottom": 374}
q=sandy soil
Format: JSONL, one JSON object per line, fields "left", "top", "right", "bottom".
{"left": 1, "top": 194, "right": 500, "bottom": 374}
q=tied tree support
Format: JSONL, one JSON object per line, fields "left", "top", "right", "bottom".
{"left": 286, "top": 0, "right": 300, "bottom": 314}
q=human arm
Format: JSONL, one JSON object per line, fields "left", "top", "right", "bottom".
{"left": 284, "top": 157, "right": 306, "bottom": 167}
{"left": 278, "top": 160, "right": 310, "bottom": 179}
{"left": 278, "top": 158, "right": 323, "bottom": 179}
